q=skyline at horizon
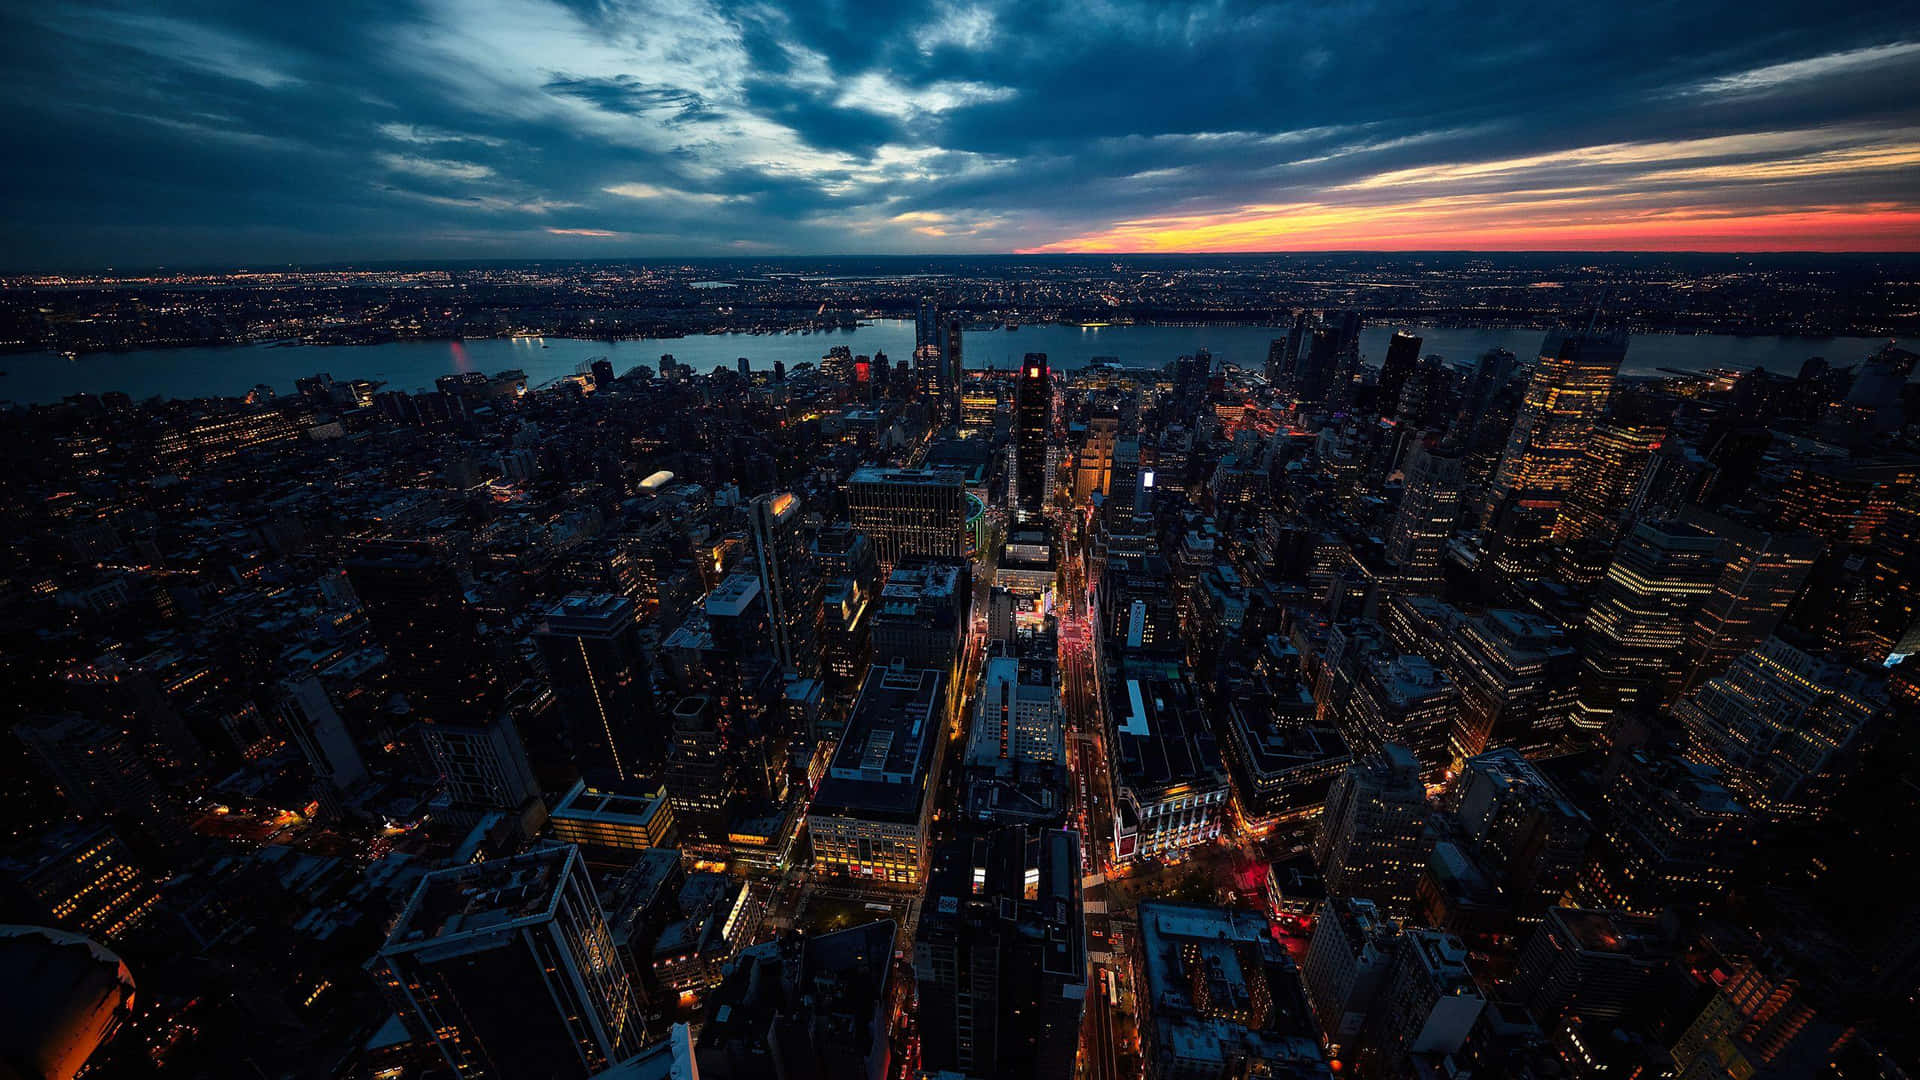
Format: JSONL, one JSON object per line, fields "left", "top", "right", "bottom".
{"left": 3, "top": 1, "right": 1919, "bottom": 266}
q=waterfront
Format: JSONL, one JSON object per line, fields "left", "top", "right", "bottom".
{"left": 0, "top": 320, "right": 1899, "bottom": 404}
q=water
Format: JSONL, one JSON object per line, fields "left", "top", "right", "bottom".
{"left": 0, "top": 320, "right": 1898, "bottom": 405}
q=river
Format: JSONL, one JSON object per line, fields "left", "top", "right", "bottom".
{"left": 0, "top": 320, "right": 1899, "bottom": 405}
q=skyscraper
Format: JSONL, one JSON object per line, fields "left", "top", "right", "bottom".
{"left": 1377, "top": 330, "right": 1423, "bottom": 417}
{"left": 1576, "top": 751, "right": 1749, "bottom": 916}
{"left": 376, "top": 844, "right": 643, "bottom": 1078}
{"left": 1674, "top": 636, "right": 1886, "bottom": 822}
{"left": 1548, "top": 418, "right": 1667, "bottom": 585}
{"left": 1572, "top": 520, "right": 1724, "bottom": 736}
{"left": 748, "top": 491, "right": 820, "bottom": 678}
{"left": 1385, "top": 435, "right": 1463, "bottom": 591}
{"left": 534, "top": 594, "right": 660, "bottom": 785}
{"left": 915, "top": 826, "right": 1085, "bottom": 1080}
{"left": 845, "top": 465, "right": 969, "bottom": 574}
{"left": 1014, "top": 354, "right": 1052, "bottom": 522}
{"left": 1450, "top": 748, "right": 1591, "bottom": 916}
{"left": 1483, "top": 319, "right": 1628, "bottom": 575}
{"left": 1314, "top": 746, "right": 1433, "bottom": 918}
{"left": 1677, "top": 511, "right": 1821, "bottom": 690}
{"left": 277, "top": 676, "right": 370, "bottom": 816}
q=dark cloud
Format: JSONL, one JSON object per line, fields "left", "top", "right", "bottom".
{"left": 1, "top": 0, "right": 1917, "bottom": 266}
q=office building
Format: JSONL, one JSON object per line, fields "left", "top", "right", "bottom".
{"left": 915, "top": 826, "right": 1085, "bottom": 1080}
{"left": 277, "top": 676, "right": 370, "bottom": 817}
{"left": 535, "top": 593, "right": 660, "bottom": 784}
{"left": 345, "top": 541, "right": 502, "bottom": 720}
{"left": 1548, "top": 419, "right": 1667, "bottom": 585}
{"left": 1385, "top": 435, "right": 1464, "bottom": 591}
{"left": 1323, "top": 653, "right": 1458, "bottom": 784}
{"left": 1483, "top": 321, "right": 1628, "bottom": 575}
{"left": 375, "top": 845, "right": 643, "bottom": 1079}
{"left": 1014, "top": 354, "right": 1053, "bottom": 521}
{"left": 1313, "top": 746, "right": 1432, "bottom": 918}
{"left": 1098, "top": 554, "right": 1181, "bottom": 657}
{"left": 1511, "top": 908, "right": 1671, "bottom": 1028}
{"left": 1377, "top": 330, "right": 1423, "bottom": 416}
{"left": 696, "top": 921, "right": 897, "bottom": 1080}
{"left": 1678, "top": 512, "right": 1821, "bottom": 691}
{"left": 1450, "top": 749, "right": 1590, "bottom": 915}
{"left": 547, "top": 780, "right": 677, "bottom": 862}
{"left": 1301, "top": 897, "right": 1399, "bottom": 1056}
{"left": 1222, "top": 689, "right": 1351, "bottom": 832}
{"left": 1572, "top": 520, "right": 1724, "bottom": 736}
{"left": 1357, "top": 930, "right": 1485, "bottom": 1077}
{"left": 750, "top": 492, "right": 822, "bottom": 678}
{"left": 1449, "top": 609, "right": 1579, "bottom": 760}
{"left": 870, "top": 558, "right": 970, "bottom": 674}
{"left": 1576, "top": 752, "right": 1750, "bottom": 916}
{"left": 845, "top": 466, "right": 968, "bottom": 574}
{"left": 3, "top": 825, "right": 159, "bottom": 943}
{"left": 15, "top": 712, "right": 162, "bottom": 823}
{"left": 808, "top": 665, "right": 946, "bottom": 885}
{"left": 962, "top": 651, "right": 1069, "bottom": 826}
{"left": 1674, "top": 636, "right": 1886, "bottom": 822}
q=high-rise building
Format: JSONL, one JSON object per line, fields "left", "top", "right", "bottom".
{"left": 1014, "top": 354, "right": 1053, "bottom": 521}
{"left": 1575, "top": 751, "right": 1749, "bottom": 916}
{"left": 2, "top": 825, "right": 160, "bottom": 943}
{"left": 1572, "top": 520, "right": 1724, "bottom": 737}
{"left": 1548, "top": 419, "right": 1667, "bottom": 585}
{"left": 808, "top": 665, "right": 946, "bottom": 885}
{"left": 1377, "top": 331, "right": 1423, "bottom": 417}
{"left": 1221, "top": 689, "right": 1352, "bottom": 832}
{"left": 277, "top": 676, "right": 370, "bottom": 817}
{"left": 1511, "top": 908, "right": 1671, "bottom": 1028}
{"left": 1450, "top": 749, "right": 1590, "bottom": 916}
{"left": 376, "top": 845, "right": 642, "bottom": 1078}
{"left": 1073, "top": 408, "right": 1119, "bottom": 505}
{"left": 845, "top": 465, "right": 968, "bottom": 574}
{"left": 547, "top": 780, "right": 677, "bottom": 862}
{"left": 812, "top": 527, "right": 879, "bottom": 691}
{"left": 696, "top": 920, "right": 898, "bottom": 1080}
{"left": 961, "top": 650, "right": 1068, "bottom": 826}
{"left": 1678, "top": 511, "right": 1821, "bottom": 691}
{"left": 870, "top": 559, "right": 970, "bottom": 674}
{"left": 915, "top": 826, "right": 1085, "bottom": 1080}
{"left": 1356, "top": 930, "right": 1485, "bottom": 1078}
{"left": 1483, "top": 320, "right": 1628, "bottom": 575}
{"left": 748, "top": 492, "right": 821, "bottom": 678}
{"left": 1323, "top": 650, "right": 1458, "bottom": 784}
{"left": 15, "top": 712, "right": 161, "bottom": 823}
{"left": 1385, "top": 435, "right": 1463, "bottom": 591}
{"left": 535, "top": 594, "right": 660, "bottom": 785}
{"left": 1301, "top": 897, "right": 1399, "bottom": 1057}
{"left": 1448, "top": 609, "right": 1579, "bottom": 760}
{"left": 1675, "top": 636, "right": 1886, "bottom": 822}
{"left": 1314, "top": 746, "right": 1433, "bottom": 918}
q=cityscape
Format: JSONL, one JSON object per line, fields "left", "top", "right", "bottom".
{"left": 4, "top": 2, "right": 1920, "bottom": 1080}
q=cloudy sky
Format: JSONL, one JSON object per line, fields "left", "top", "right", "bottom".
{"left": 2, "top": 0, "right": 1918, "bottom": 267}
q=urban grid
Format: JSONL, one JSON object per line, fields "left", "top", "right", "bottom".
{"left": 2, "top": 0, "right": 1920, "bottom": 1078}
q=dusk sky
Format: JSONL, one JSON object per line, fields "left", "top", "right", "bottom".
{"left": 3, "top": 0, "right": 1919, "bottom": 267}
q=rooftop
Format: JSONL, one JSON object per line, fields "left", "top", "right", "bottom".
{"left": 383, "top": 844, "right": 576, "bottom": 953}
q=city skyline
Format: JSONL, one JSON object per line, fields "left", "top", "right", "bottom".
{"left": 2, "top": 1, "right": 1918, "bottom": 267}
